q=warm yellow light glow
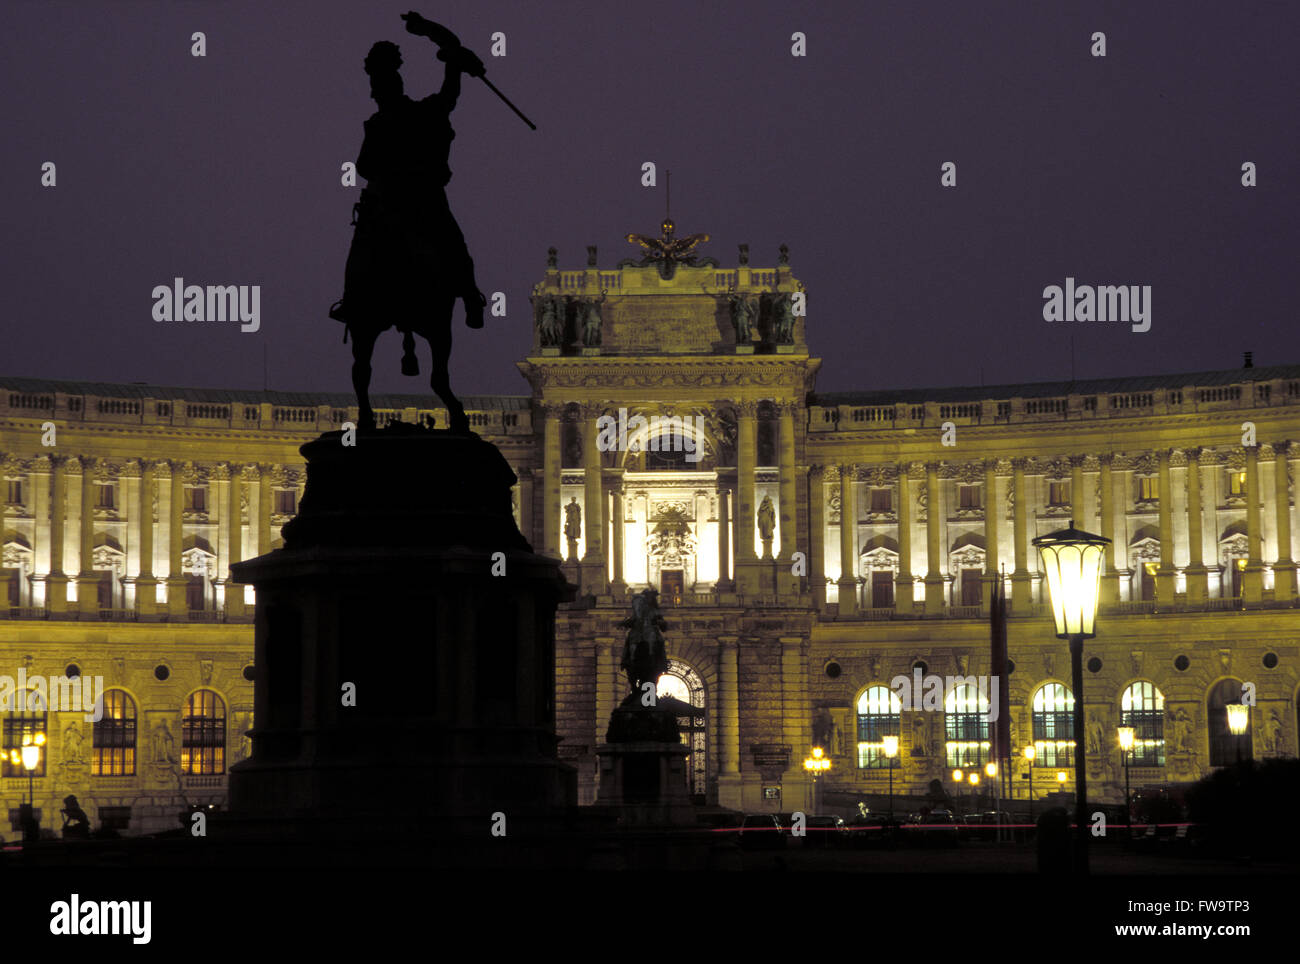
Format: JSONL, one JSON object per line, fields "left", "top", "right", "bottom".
{"left": 1056, "top": 770, "right": 1067, "bottom": 783}
{"left": 952, "top": 769, "right": 963, "bottom": 782}
{"left": 1034, "top": 525, "right": 1110, "bottom": 639}
{"left": 1022, "top": 745, "right": 1036, "bottom": 762}
{"left": 969, "top": 772, "right": 979, "bottom": 786}
{"left": 1236, "top": 558, "right": 1247, "bottom": 570}
{"left": 34, "top": 732, "right": 45, "bottom": 747}
{"left": 985, "top": 761, "right": 997, "bottom": 777}
{"left": 20, "top": 743, "right": 41, "bottom": 771}
{"left": 1117, "top": 726, "right": 1135, "bottom": 751}
{"left": 803, "top": 745, "right": 831, "bottom": 773}
{"left": 881, "top": 735, "right": 899, "bottom": 758}
{"left": 1226, "top": 703, "right": 1249, "bottom": 736}
{"left": 1143, "top": 562, "right": 1157, "bottom": 576}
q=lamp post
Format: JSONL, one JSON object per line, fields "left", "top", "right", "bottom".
{"left": 968, "top": 771, "right": 979, "bottom": 813}
{"left": 1117, "top": 725, "right": 1134, "bottom": 840}
{"left": 1034, "top": 521, "right": 1110, "bottom": 876}
{"left": 12, "top": 731, "right": 45, "bottom": 843}
{"left": 882, "top": 734, "right": 898, "bottom": 822}
{"left": 1226, "top": 702, "right": 1249, "bottom": 766}
{"left": 1023, "top": 744, "right": 1036, "bottom": 821}
{"left": 803, "top": 745, "right": 831, "bottom": 814}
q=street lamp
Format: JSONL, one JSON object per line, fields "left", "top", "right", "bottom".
{"left": 1034, "top": 521, "right": 1110, "bottom": 876}
{"left": 803, "top": 745, "right": 831, "bottom": 813}
{"left": 1117, "top": 725, "right": 1135, "bottom": 840}
{"left": 1023, "top": 745, "right": 1036, "bottom": 820}
{"left": 1226, "top": 702, "right": 1249, "bottom": 766}
{"left": 12, "top": 731, "right": 45, "bottom": 843}
{"left": 882, "top": 734, "right": 899, "bottom": 822}
{"left": 968, "top": 771, "right": 980, "bottom": 813}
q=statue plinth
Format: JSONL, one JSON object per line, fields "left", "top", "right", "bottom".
{"left": 225, "top": 423, "right": 577, "bottom": 850}
{"left": 596, "top": 695, "right": 694, "bottom": 826}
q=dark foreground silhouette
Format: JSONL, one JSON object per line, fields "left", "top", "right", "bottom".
{"left": 330, "top": 12, "right": 491, "bottom": 432}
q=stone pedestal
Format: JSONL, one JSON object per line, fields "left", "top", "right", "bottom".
{"left": 595, "top": 695, "right": 696, "bottom": 826}
{"left": 226, "top": 423, "right": 577, "bottom": 842}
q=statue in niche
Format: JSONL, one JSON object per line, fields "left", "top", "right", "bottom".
{"left": 727, "top": 291, "right": 755, "bottom": 344}
{"left": 1262, "top": 709, "right": 1284, "bottom": 756}
{"left": 757, "top": 495, "right": 776, "bottom": 558}
{"left": 151, "top": 720, "right": 178, "bottom": 766}
{"left": 538, "top": 295, "right": 563, "bottom": 347}
{"left": 581, "top": 292, "right": 606, "bottom": 347}
{"left": 773, "top": 291, "right": 797, "bottom": 343}
{"left": 564, "top": 497, "right": 582, "bottom": 560}
{"left": 813, "top": 707, "right": 834, "bottom": 750}
{"left": 61, "top": 723, "right": 87, "bottom": 767}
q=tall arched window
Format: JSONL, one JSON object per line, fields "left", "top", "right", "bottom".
{"left": 856, "top": 685, "right": 901, "bottom": 768}
{"left": 1208, "top": 679, "right": 1251, "bottom": 766}
{"left": 945, "top": 684, "right": 989, "bottom": 768}
{"left": 93, "top": 689, "right": 137, "bottom": 776}
{"left": 182, "top": 690, "right": 226, "bottom": 775}
{"left": 656, "top": 659, "right": 706, "bottom": 798}
{"left": 1032, "top": 683, "right": 1074, "bottom": 767}
{"left": 1120, "top": 681, "right": 1164, "bottom": 766}
{"left": 2, "top": 689, "right": 47, "bottom": 777}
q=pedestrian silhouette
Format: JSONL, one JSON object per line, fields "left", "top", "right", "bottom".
{"left": 330, "top": 12, "right": 490, "bottom": 432}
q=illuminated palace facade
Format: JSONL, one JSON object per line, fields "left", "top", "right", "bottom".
{"left": 2, "top": 237, "right": 1299, "bottom": 831}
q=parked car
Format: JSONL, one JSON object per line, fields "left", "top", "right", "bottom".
{"left": 738, "top": 813, "right": 786, "bottom": 850}
{"left": 848, "top": 812, "right": 894, "bottom": 848}
{"left": 801, "top": 814, "right": 849, "bottom": 849}
{"left": 904, "top": 809, "right": 960, "bottom": 847}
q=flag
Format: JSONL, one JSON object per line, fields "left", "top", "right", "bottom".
{"left": 989, "top": 572, "right": 1011, "bottom": 761}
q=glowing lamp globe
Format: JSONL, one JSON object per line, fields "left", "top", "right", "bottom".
{"left": 1226, "top": 703, "right": 1249, "bottom": 737}
{"left": 1033, "top": 522, "right": 1111, "bottom": 639}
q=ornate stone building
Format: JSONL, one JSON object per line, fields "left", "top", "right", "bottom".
{"left": 2, "top": 232, "right": 1298, "bottom": 830}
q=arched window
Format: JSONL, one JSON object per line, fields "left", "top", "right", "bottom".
{"left": 945, "top": 684, "right": 989, "bottom": 768}
{"left": 1207, "top": 679, "right": 1251, "bottom": 766}
{"left": 856, "top": 685, "right": 901, "bottom": 769}
{"left": 93, "top": 689, "right": 137, "bottom": 776}
{"left": 182, "top": 690, "right": 226, "bottom": 775}
{"left": 2, "top": 689, "right": 47, "bottom": 777}
{"left": 656, "top": 659, "right": 706, "bottom": 799}
{"left": 1120, "top": 681, "right": 1164, "bottom": 766}
{"left": 1032, "top": 683, "right": 1074, "bottom": 767}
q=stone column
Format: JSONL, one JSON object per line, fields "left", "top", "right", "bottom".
{"left": 542, "top": 405, "right": 562, "bottom": 559}
{"left": 1156, "top": 449, "right": 1177, "bottom": 602}
{"left": 1184, "top": 448, "right": 1208, "bottom": 604}
{"left": 780, "top": 636, "right": 810, "bottom": 812}
{"left": 225, "top": 464, "right": 245, "bottom": 618}
{"left": 257, "top": 466, "right": 274, "bottom": 554}
{"left": 1011, "top": 459, "right": 1031, "bottom": 608}
{"left": 135, "top": 460, "right": 158, "bottom": 616}
{"left": 837, "top": 464, "right": 857, "bottom": 615}
{"left": 924, "top": 461, "right": 945, "bottom": 615}
{"left": 1098, "top": 455, "right": 1118, "bottom": 604}
{"left": 76, "top": 458, "right": 99, "bottom": 615}
{"left": 167, "top": 463, "right": 188, "bottom": 616}
{"left": 610, "top": 479, "right": 626, "bottom": 595}
{"left": 983, "top": 460, "right": 1000, "bottom": 610}
{"left": 896, "top": 464, "right": 914, "bottom": 614}
{"left": 777, "top": 402, "right": 798, "bottom": 564}
{"left": 1274, "top": 443, "right": 1296, "bottom": 600}
{"left": 735, "top": 401, "right": 759, "bottom": 594}
{"left": 717, "top": 636, "right": 742, "bottom": 809}
{"left": 716, "top": 483, "right": 733, "bottom": 592}
{"left": 808, "top": 466, "right": 825, "bottom": 609}
{"left": 45, "top": 457, "right": 69, "bottom": 611}
{"left": 27, "top": 457, "right": 49, "bottom": 605}
{"left": 581, "top": 404, "right": 605, "bottom": 594}
{"left": 1071, "top": 456, "right": 1086, "bottom": 525}
{"left": 1243, "top": 445, "right": 1264, "bottom": 605}
{"left": 595, "top": 636, "right": 617, "bottom": 754}
{"left": 518, "top": 468, "right": 534, "bottom": 549}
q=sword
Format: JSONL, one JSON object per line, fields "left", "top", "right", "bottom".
{"left": 477, "top": 74, "right": 536, "bottom": 131}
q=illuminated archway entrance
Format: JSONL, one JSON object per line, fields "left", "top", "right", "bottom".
{"left": 656, "top": 658, "right": 707, "bottom": 801}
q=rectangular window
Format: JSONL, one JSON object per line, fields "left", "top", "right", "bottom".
{"left": 958, "top": 484, "right": 980, "bottom": 508}
{"left": 1228, "top": 471, "right": 1246, "bottom": 496}
{"left": 93, "top": 692, "right": 136, "bottom": 776}
{"left": 275, "top": 489, "right": 297, "bottom": 515}
{"left": 1048, "top": 481, "right": 1070, "bottom": 506}
{"left": 1138, "top": 477, "right": 1158, "bottom": 501}
{"left": 4, "top": 480, "right": 21, "bottom": 504}
{"left": 184, "top": 486, "right": 207, "bottom": 511}
{"left": 1140, "top": 563, "right": 1156, "bottom": 601}
{"left": 870, "top": 488, "right": 892, "bottom": 512}
{"left": 186, "top": 576, "right": 206, "bottom": 612}
{"left": 95, "top": 483, "right": 115, "bottom": 509}
{"left": 961, "top": 569, "right": 982, "bottom": 607}
{"left": 871, "top": 571, "right": 894, "bottom": 609}
{"left": 2, "top": 711, "right": 47, "bottom": 777}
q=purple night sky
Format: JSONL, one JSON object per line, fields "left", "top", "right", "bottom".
{"left": 2, "top": 1, "right": 1297, "bottom": 398}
